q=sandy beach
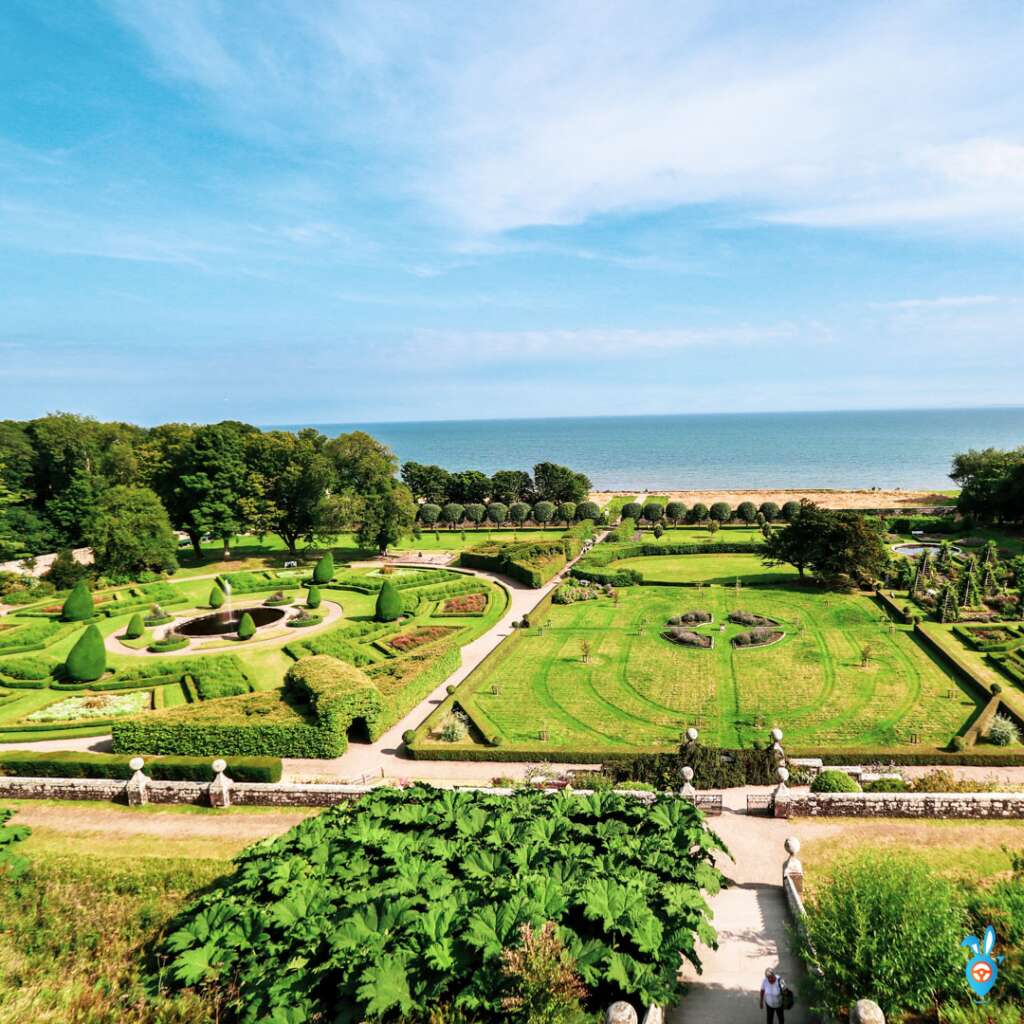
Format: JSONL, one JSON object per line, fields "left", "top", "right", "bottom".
{"left": 591, "top": 488, "right": 955, "bottom": 510}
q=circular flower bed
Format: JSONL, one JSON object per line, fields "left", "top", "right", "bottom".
{"left": 286, "top": 614, "right": 323, "bottom": 629}
{"left": 263, "top": 592, "right": 293, "bottom": 607}
{"left": 663, "top": 626, "right": 713, "bottom": 649}
{"left": 148, "top": 632, "right": 189, "bottom": 653}
{"left": 144, "top": 614, "right": 174, "bottom": 627}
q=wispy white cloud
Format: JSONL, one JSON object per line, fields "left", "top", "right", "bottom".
{"left": 107, "top": 1, "right": 1024, "bottom": 234}
{"left": 870, "top": 295, "right": 1001, "bottom": 311}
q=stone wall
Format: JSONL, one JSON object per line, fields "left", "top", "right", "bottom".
{"left": 782, "top": 791, "right": 1024, "bottom": 818}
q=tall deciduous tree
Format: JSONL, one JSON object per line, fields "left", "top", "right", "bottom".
{"left": 490, "top": 469, "right": 533, "bottom": 505}
{"left": 356, "top": 482, "right": 417, "bottom": 555}
{"left": 85, "top": 485, "right": 178, "bottom": 577}
{"left": 401, "top": 462, "right": 452, "bottom": 505}
{"left": 532, "top": 462, "right": 591, "bottom": 504}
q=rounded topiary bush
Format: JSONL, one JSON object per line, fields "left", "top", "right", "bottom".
{"left": 123, "top": 612, "right": 145, "bottom": 640}
{"left": 864, "top": 778, "right": 907, "bottom": 793}
{"left": 375, "top": 580, "right": 402, "bottom": 622}
{"left": 237, "top": 612, "right": 256, "bottom": 641}
{"left": 65, "top": 624, "right": 106, "bottom": 682}
{"left": 61, "top": 580, "right": 94, "bottom": 622}
{"left": 811, "top": 769, "right": 862, "bottom": 793}
{"left": 402, "top": 730, "right": 416, "bottom": 745}
{"left": 985, "top": 714, "right": 1020, "bottom": 747}
{"left": 312, "top": 552, "right": 334, "bottom": 585}
{"left": 210, "top": 584, "right": 226, "bottom": 609}
{"left": 306, "top": 586, "right": 322, "bottom": 610}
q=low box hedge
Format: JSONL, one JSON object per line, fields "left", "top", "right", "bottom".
{"left": 0, "top": 750, "right": 282, "bottom": 782}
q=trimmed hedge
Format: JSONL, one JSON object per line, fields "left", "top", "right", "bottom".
{"left": 0, "top": 750, "right": 282, "bottom": 783}
{"left": 123, "top": 612, "right": 145, "bottom": 639}
{"left": 210, "top": 584, "right": 226, "bottom": 609}
{"left": 306, "top": 586, "right": 322, "bottom": 610}
{"left": 312, "top": 552, "right": 335, "bottom": 584}
{"left": 571, "top": 540, "right": 765, "bottom": 586}
{"left": 0, "top": 656, "right": 51, "bottom": 681}
{"left": 237, "top": 612, "right": 256, "bottom": 640}
{"left": 61, "top": 581, "right": 94, "bottom": 622}
{"left": 811, "top": 769, "right": 861, "bottom": 793}
{"left": 787, "top": 748, "right": 1024, "bottom": 767}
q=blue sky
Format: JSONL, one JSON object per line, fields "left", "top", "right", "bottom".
{"left": 2, "top": 1, "right": 1023, "bottom": 425}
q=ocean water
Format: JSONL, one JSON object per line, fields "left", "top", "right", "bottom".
{"left": 274, "top": 407, "right": 1024, "bottom": 491}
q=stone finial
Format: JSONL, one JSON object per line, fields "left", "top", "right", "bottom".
{"left": 772, "top": 741, "right": 785, "bottom": 758}
{"left": 126, "top": 756, "right": 150, "bottom": 807}
{"left": 680, "top": 766, "right": 696, "bottom": 799}
{"left": 850, "top": 998, "right": 885, "bottom": 1024}
{"left": 606, "top": 1002, "right": 638, "bottom": 1024}
{"left": 209, "top": 759, "right": 233, "bottom": 809}
{"left": 641, "top": 1008, "right": 664, "bottom": 1024}
{"left": 682, "top": 766, "right": 694, "bottom": 782}
{"left": 783, "top": 836, "right": 804, "bottom": 894}
{"left": 777, "top": 766, "right": 790, "bottom": 783}
{"left": 685, "top": 727, "right": 699, "bottom": 743}
{"left": 771, "top": 727, "right": 784, "bottom": 742}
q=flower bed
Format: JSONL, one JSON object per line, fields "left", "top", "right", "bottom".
{"left": 663, "top": 627, "right": 712, "bottom": 649}
{"left": 668, "top": 610, "right": 711, "bottom": 625}
{"left": 26, "top": 690, "right": 151, "bottom": 723}
{"left": 729, "top": 610, "right": 779, "bottom": 628}
{"left": 732, "top": 627, "right": 784, "bottom": 648}
{"left": 437, "top": 591, "right": 488, "bottom": 615}
{"left": 286, "top": 614, "right": 323, "bottom": 628}
{"left": 387, "top": 626, "right": 456, "bottom": 653}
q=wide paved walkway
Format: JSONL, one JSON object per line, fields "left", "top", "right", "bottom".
{"left": 671, "top": 789, "right": 816, "bottom": 1024}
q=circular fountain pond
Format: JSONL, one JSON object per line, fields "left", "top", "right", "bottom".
{"left": 176, "top": 606, "right": 286, "bottom": 637}
{"left": 892, "top": 542, "right": 962, "bottom": 558}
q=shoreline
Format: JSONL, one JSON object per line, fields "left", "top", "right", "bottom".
{"left": 590, "top": 487, "right": 956, "bottom": 510}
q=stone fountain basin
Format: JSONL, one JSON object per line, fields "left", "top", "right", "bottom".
{"left": 176, "top": 606, "right": 286, "bottom": 637}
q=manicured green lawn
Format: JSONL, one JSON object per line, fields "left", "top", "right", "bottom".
{"left": 610, "top": 552, "right": 796, "bottom": 586}
{"left": 422, "top": 583, "right": 982, "bottom": 756}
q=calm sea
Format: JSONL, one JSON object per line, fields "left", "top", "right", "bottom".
{"left": 273, "top": 407, "right": 1024, "bottom": 491}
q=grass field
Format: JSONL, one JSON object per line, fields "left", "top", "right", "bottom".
{"left": 420, "top": 582, "right": 987, "bottom": 755}
{"left": 610, "top": 552, "right": 797, "bottom": 585}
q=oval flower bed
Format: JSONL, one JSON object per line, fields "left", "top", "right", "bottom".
{"left": 438, "top": 591, "right": 488, "bottom": 615}
{"left": 729, "top": 610, "right": 779, "bottom": 628}
{"left": 27, "top": 690, "right": 151, "bottom": 723}
{"left": 387, "top": 625, "right": 456, "bottom": 653}
{"left": 668, "top": 610, "right": 711, "bottom": 626}
{"left": 663, "top": 626, "right": 713, "bottom": 648}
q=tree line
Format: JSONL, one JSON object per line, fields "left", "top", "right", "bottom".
{"left": 0, "top": 414, "right": 595, "bottom": 576}
{"left": 950, "top": 446, "right": 1024, "bottom": 523}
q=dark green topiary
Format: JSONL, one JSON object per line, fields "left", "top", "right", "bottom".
{"left": 237, "top": 612, "right": 256, "bottom": 641}
{"left": 65, "top": 624, "right": 106, "bottom": 682}
{"left": 402, "top": 730, "right": 416, "bottom": 745}
{"left": 811, "top": 769, "right": 861, "bottom": 793}
{"left": 123, "top": 613, "right": 145, "bottom": 640}
{"left": 375, "top": 580, "right": 402, "bottom": 621}
{"left": 306, "top": 586, "right": 322, "bottom": 610}
{"left": 313, "top": 553, "right": 335, "bottom": 584}
{"left": 61, "top": 580, "right": 93, "bottom": 622}
{"left": 210, "top": 584, "right": 226, "bottom": 609}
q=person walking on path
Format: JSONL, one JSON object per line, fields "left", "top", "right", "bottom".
{"left": 760, "top": 967, "right": 785, "bottom": 1023}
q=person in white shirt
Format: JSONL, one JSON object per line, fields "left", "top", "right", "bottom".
{"left": 759, "top": 967, "right": 785, "bottom": 1023}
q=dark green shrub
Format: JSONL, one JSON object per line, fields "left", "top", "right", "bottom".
{"left": 375, "top": 580, "right": 403, "bottom": 621}
{"left": 64, "top": 624, "right": 106, "bottom": 682}
{"left": 759, "top": 501, "right": 780, "bottom": 521}
{"left": 799, "top": 853, "right": 967, "bottom": 1016}
{"left": 665, "top": 501, "right": 687, "bottom": 524}
{"left": 61, "top": 581, "right": 93, "bottom": 622}
{"left": 642, "top": 502, "right": 664, "bottom": 523}
{"left": 123, "top": 613, "right": 144, "bottom": 640}
{"left": 531, "top": 500, "right": 555, "bottom": 525}
{"left": 486, "top": 501, "right": 508, "bottom": 525}
{"left": 864, "top": 777, "right": 907, "bottom": 792}
{"left": 402, "top": 729, "right": 415, "bottom": 745}
{"left": 210, "top": 585, "right": 226, "bottom": 609}
{"left": 418, "top": 503, "right": 441, "bottom": 526}
{"left": 688, "top": 502, "right": 709, "bottom": 522}
{"left": 782, "top": 500, "right": 801, "bottom": 521}
{"left": 811, "top": 769, "right": 861, "bottom": 793}
{"left": 0, "top": 750, "right": 281, "bottom": 783}
{"left": 312, "top": 552, "right": 334, "bottom": 584}
{"left": 620, "top": 502, "right": 642, "bottom": 521}
{"left": 509, "top": 502, "right": 531, "bottom": 525}
{"left": 305, "top": 586, "right": 322, "bottom": 609}
{"left": 237, "top": 613, "right": 256, "bottom": 641}
{"left": 736, "top": 501, "right": 758, "bottom": 523}
{"left": 709, "top": 501, "right": 732, "bottom": 522}
{"left": 575, "top": 500, "right": 600, "bottom": 521}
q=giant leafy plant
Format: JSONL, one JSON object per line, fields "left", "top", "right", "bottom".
{"left": 162, "top": 786, "right": 727, "bottom": 1022}
{"left": 0, "top": 808, "right": 30, "bottom": 878}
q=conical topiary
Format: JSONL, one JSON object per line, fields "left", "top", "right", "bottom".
{"left": 210, "top": 584, "right": 226, "bottom": 609}
{"left": 61, "top": 580, "right": 94, "bottom": 622}
{"left": 313, "top": 552, "right": 334, "bottom": 584}
{"left": 65, "top": 624, "right": 106, "bottom": 682}
{"left": 237, "top": 612, "right": 256, "bottom": 641}
{"left": 124, "top": 612, "right": 144, "bottom": 640}
{"left": 375, "top": 580, "right": 402, "bottom": 622}
{"left": 306, "top": 586, "right": 322, "bottom": 610}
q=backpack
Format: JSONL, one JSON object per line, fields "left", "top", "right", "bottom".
{"left": 780, "top": 978, "right": 796, "bottom": 1010}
